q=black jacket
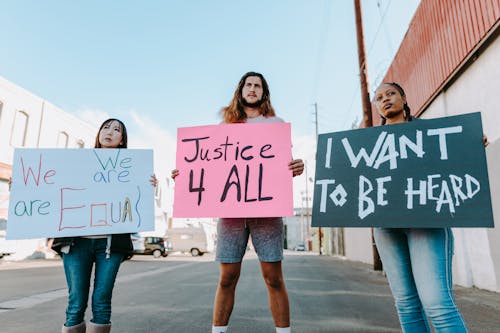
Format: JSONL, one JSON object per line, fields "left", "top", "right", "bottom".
{"left": 51, "top": 234, "right": 133, "bottom": 259}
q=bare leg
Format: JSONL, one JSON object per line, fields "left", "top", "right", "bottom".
{"left": 212, "top": 262, "right": 242, "bottom": 326}
{"left": 260, "top": 261, "right": 290, "bottom": 327}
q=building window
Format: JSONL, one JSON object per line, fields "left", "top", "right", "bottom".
{"left": 10, "top": 110, "right": 29, "bottom": 147}
{"left": 57, "top": 131, "right": 69, "bottom": 148}
{"left": 76, "top": 139, "right": 85, "bottom": 148}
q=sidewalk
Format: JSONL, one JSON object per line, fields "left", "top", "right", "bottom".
{"left": 0, "top": 258, "right": 62, "bottom": 271}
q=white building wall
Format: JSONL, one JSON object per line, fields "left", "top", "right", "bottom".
{"left": 341, "top": 36, "right": 500, "bottom": 291}
{"left": 486, "top": 139, "right": 500, "bottom": 291}
{"left": 37, "top": 102, "right": 95, "bottom": 149}
{"left": 343, "top": 228, "right": 373, "bottom": 265}
{"left": 416, "top": 35, "right": 500, "bottom": 291}
{"left": 0, "top": 76, "right": 96, "bottom": 155}
{"left": 284, "top": 216, "right": 305, "bottom": 250}
{"left": 0, "top": 77, "right": 43, "bottom": 162}
{"left": 0, "top": 77, "right": 96, "bottom": 260}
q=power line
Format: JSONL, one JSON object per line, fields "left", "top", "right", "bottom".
{"left": 341, "top": 87, "right": 361, "bottom": 129}
{"left": 310, "top": 0, "right": 333, "bottom": 102}
{"left": 378, "top": 0, "right": 396, "bottom": 57}
{"left": 314, "top": 1, "right": 396, "bottom": 133}
{"left": 366, "top": 0, "right": 393, "bottom": 58}
{"left": 369, "top": 0, "right": 399, "bottom": 89}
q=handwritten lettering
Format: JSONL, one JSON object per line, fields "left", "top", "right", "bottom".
{"left": 93, "top": 149, "right": 131, "bottom": 183}
{"left": 59, "top": 187, "right": 141, "bottom": 231}
{"left": 20, "top": 154, "right": 56, "bottom": 186}
{"left": 339, "top": 127, "right": 459, "bottom": 170}
{"left": 220, "top": 164, "right": 272, "bottom": 203}
{"left": 182, "top": 136, "right": 275, "bottom": 163}
{"left": 14, "top": 199, "right": 51, "bottom": 216}
{"left": 405, "top": 174, "right": 480, "bottom": 213}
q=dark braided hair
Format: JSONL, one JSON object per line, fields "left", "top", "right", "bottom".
{"left": 379, "top": 82, "right": 412, "bottom": 125}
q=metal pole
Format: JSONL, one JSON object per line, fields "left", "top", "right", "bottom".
{"left": 304, "top": 161, "right": 310, "bottom": 250}
{"left": 354, "top": 0, "right": 382, "bottom": 270}
{"left": 313, "top": 103, "right": 322, "bottom": 255}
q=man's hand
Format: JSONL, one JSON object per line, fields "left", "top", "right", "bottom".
{"left": 288, "top": 159, "right": 304, "bottom": 177}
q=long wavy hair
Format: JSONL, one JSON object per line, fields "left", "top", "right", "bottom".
{"left": 94, "top": 118, "right": 128, "bottom": 148}
{"left": 221, "top": 71, "right": 276, "bottom": 124}
{"left": 378, "top": 82, "right": 412, "bottom": 125}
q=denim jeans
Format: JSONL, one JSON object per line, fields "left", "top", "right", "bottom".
{"left": 374, "top": 228, "right": 467, "bottom": 333}
{"left": 62, "top": 237, "right": 124, "bottom": 326}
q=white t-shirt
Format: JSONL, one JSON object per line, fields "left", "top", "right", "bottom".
{"left": 245, "top": 115, "right": 284, "bottom": 123}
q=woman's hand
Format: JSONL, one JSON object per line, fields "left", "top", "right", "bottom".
{"left": 171, "top": 169, "right": 179, "bottom": 180}
{"left": 288, "top": 159, "right": 304, "bottom": 177}
{"left": 483, "top": 135, "right": 489, "bottom": 147}
{"left": 150, "top": 174, "right": 158, "bottom": 187}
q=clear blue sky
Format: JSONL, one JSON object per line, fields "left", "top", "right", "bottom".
{"left": 0, "top": 0, "right": 419, "bottom": 137}
{"left": 0, "top": 0, "right": 421, "bottom": 206}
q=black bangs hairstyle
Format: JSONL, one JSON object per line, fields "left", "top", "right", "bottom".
{"left": 94, "top": 118, "right": 128, "bottom": 148}
{"left": 379, "top": 82, "right": 412, "bottom": 125}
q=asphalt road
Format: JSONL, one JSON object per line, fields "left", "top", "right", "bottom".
{"left": 0, "top": 251, "right": 499, "bottom": 332}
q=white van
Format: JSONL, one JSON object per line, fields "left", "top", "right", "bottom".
{"left": 167, "top": 227, "right": 207, "bottom": 256}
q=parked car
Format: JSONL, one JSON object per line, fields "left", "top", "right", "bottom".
{"left": 167, "top": 227, "right": 207, "bottom": 256}
{"left": 131, "top": 234, "right": 172, "bottom": 258}
{"left": 295, "top": 243, "right": 306, "bottom": 251}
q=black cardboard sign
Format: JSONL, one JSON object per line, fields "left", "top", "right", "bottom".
{"left": 312, "top": 112, "right": 494, "bottom": 228}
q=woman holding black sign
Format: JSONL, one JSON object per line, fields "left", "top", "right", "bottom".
{"left": 373, "top": 82, "right": 469, "bottom": 333}
{"left": 51, "top": 118, "right": 157, "bottom": 333}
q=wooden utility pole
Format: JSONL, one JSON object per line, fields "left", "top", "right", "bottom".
{"left": 354, "top": 0, "right": 372, "bottom": 128}
{"left": 354, "top": 0, "right": 382, "bottom": 270}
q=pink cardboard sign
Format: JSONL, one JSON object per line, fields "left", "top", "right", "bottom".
{"left": 173, "top": 122, "right": 293, "bottom": 218}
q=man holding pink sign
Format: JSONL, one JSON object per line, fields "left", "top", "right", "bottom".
{"left": 172, "top": 72, "right": 303, "bottom": 333}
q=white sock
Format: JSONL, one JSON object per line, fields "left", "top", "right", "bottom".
{"left": 276, "top": 327, "right": 291, "bottom": 333}
{"left": 212, "top": 325, "right": 228, "bottom": 333}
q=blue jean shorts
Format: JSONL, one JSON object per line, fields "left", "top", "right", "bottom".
{"left": 216, "top": 217, "right": 284, "bottom": 263}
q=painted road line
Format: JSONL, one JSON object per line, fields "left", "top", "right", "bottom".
{"left": 0, "top": 262, "right": 195, "bottom": 313}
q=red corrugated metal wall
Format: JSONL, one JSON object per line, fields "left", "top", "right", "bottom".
{"left": 376, "top": 0, "right": 500, "bottom": 121}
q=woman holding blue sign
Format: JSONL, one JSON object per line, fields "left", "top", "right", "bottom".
{"left": 373, "top": 82, "right": 468, "bottom": 333}
{"left": 52, "top": 118, "right": 158, "bottom": 333}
